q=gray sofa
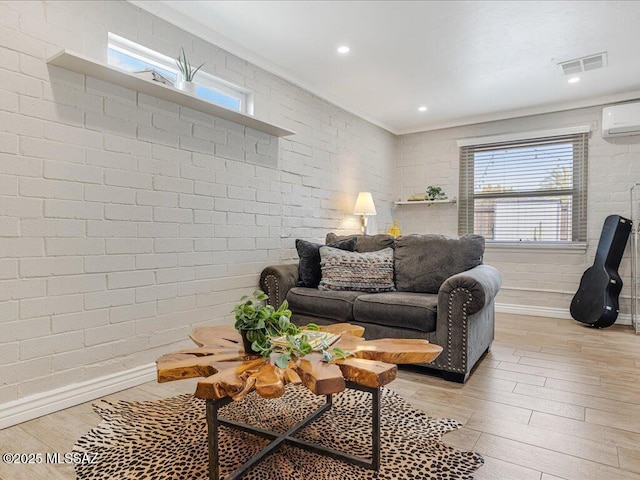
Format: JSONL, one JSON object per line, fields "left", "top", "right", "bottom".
{"left": 260, "top": 233, "right": 502, "bottom": 382}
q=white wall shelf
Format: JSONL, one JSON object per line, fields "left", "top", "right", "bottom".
{"left": 47, "top": 50, "right": 296, "bottom": 138}
{"left": 394, "top": 199, "right": 457, "bottom": 205}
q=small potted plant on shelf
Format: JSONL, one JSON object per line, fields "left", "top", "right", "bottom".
{"left": 425, "top": 185, "right": 447, "bottom": 201}
{"left": 175, "top": 47, "right": 204, "bottom": 94}
{"left": 233, "top": 290, "right": 350, "bottom": 368}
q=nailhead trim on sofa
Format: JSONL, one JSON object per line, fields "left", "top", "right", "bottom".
{"left": 432, "top": 287, "right": 472, "bottom": 373}
{"left": 263, "top": 274, "right": 281, "bottom": 308}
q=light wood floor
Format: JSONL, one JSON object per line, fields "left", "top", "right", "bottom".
{"left": 1, "top": 313, "right": 639, "bottom": 480}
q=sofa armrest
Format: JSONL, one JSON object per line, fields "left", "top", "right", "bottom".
{"left": 432, "top": 264, "right": 501, "bottom": 381}
{"left": 259, "top": 263, "right": 299, "bottom": 309}
{"left": 438, "top": 264, "right": 502, "bottom": 316}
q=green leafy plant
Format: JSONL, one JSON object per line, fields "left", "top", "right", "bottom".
{"left": 233, "top": 290, "right": 296, "bottom": 346}
{"left": 233, "top": 290, "right": 352, "bottom": 368}
{"left": 425, "top": 185, "right": 447, "bottom": 200}
{"left": 175, "top": 48, "right": 204, "bottom": 82}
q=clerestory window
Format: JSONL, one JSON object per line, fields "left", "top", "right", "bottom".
{"left": 107, "top": 33, "right": 252, "bottom": 114}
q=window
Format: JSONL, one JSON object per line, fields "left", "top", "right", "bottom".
{"left": 107, "top": 33, "right": 252, "bottom": 114}
{"left": 458, "top": 127, "right": 589, "bottom": 244}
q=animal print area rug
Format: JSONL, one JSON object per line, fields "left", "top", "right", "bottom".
{"left": 74, "top": 386, "right": 484, "bottom": 480}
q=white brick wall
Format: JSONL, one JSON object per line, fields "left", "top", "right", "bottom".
{"left": 395, "top": 106, "right": 640, "bottom": 313}
{"left": 0, "top": 0, "right": 395, "bottom": 404}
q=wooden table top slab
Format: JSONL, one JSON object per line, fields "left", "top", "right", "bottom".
{"left": 156, "top": 323, "right": 442, "bottom": 401}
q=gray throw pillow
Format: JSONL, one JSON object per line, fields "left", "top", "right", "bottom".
{"left": 394, "top": 234, "right": 485, "bottom": 293}
{"left": 318, "top": 246, "right": 395, "bottom": 293}
{"left": 296, "top": 238, "right": 357, "bottom": 288}
{"left": 325, "top": 233, "right": 395, "bottom": 252}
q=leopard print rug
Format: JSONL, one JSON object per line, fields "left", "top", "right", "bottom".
{"left": 74, "top": 385, "right": 483, "bottom": 479}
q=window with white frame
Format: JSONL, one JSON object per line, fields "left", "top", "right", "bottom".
{"left": 458, "top": 127, "right": 589, "bottom": 244}
{"left": 107, "top": 33, "right": 252, "bottom": 114}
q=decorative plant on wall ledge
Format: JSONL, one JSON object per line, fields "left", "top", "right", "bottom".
{"left": 175, "top": 48, "right": 204, "bottom": 93}
{"left": 426, "top": 185, "right": 447, "bottom": 200}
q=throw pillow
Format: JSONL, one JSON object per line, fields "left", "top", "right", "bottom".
{"left": 325, "top": 233, "right": 395, "bottom": 252}
{"left": 296, "top": 238, "right": 357, "bottom": 288}
{"left": 394, "top": 234, "right": 485, "bottom": 293}
{"left": 318, "top": 246, "right": 395, "bottom": 293}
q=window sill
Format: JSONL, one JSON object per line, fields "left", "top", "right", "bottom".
{"left": 486, "top": 241, "right": 587, "bottom": 254}
{"left": 47, "top": 50, "right": 295, "bottom": 137}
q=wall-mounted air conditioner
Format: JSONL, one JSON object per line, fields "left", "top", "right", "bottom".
{"left": 602, "top": 102, "right": 640, "bottom": 137}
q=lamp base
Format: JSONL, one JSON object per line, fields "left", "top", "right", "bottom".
{"left": 361, "top": 215, "right": 369, "bottom": 235}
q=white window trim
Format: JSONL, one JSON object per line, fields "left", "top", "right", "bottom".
{"left": 108, "top": 33, "right": 253, "bottom": 115}
{"left": 456, "top": 125, "right": 591, "bottom": 148}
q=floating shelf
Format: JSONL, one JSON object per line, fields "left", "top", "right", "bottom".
{"left": 47, "top": 50, "right": 296, "bottom": 138}
{"left": 394, "top": 199, "right": 457, "bottom": 205}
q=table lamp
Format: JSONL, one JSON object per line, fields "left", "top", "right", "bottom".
{"left": 353, "top": 192, "right": 377, "bottom": 235}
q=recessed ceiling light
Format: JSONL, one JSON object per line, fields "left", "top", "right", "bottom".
{"left": 337, "top": 46, "right": 350, "bottom": 54}
{"left": 418, "top": 106, "right": 428, "bottom": 112}
{"left": 568, "top": 77, "right": 581, "bottom": 84}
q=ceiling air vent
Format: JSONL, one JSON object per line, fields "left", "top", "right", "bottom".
{"left": 558, "top": 52, "right": 608, "bottom": 75}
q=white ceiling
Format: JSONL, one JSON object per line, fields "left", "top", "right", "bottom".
{"left": 133, "top": 0, "right": 640, "bottom": 135}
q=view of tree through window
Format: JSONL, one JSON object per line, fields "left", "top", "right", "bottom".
{"left": 459, "top": 132, "right": 588, "bottom": 243}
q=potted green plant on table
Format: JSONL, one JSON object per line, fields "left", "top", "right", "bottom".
{"left": 233, "top": 290, "right": 350, "bottom": 368}
{"left": 175, "top": 47, "right": 204, "bottom": 94}
{"left": 233, "top": 290, "right": 297, "bottom": 354}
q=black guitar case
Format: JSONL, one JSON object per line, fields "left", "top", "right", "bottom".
{"left": 570, "top": 215, "right": 631, "bottom": 328}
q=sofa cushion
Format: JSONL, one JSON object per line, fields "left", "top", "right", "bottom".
{"left": 394, "top": 234, "right": 485, "bottom": 293}
{"left": 286, "top": 287, "right": 362, "bottom": 322}
{"left": 353, "top": 292, "right": 438, "bottom": 333}
{"left": 295, "top": 237, "right": 357, "bottom": 288}
{"left": 318, "top": 246, "right": 395, "bottom": 293}
{"left": 326, "top": 233, "right": 395, "bottom": 253}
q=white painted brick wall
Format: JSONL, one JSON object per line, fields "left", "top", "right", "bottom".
{"left": 395, "top": 106, "right": 640, "bottom": 313}
{"left": 0, "top": 0, "right": 395, "bottom": 403}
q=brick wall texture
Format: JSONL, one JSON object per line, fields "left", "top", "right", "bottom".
{"left": 0, "top": 0, "right": 396, "bottom": 403}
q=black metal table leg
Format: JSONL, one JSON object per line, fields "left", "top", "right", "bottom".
{"left": 205, "top": 385, "right": 382, "bottom": 480}
{"left": 371, "top": 385, "right": 381, "bottom": 470}
{"left": 207, "top": 396, "right": 233, "bottom": 480}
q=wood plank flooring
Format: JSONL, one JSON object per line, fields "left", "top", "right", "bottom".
{"left": 0, "top": 312, "right": 639, "bottom": 479}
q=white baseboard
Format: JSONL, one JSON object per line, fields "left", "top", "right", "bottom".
{"left": 0, "top": 363, "right": 156, "bottom": 430}
{"left": 495, "top": 302, "right": 632, "bottom": 325}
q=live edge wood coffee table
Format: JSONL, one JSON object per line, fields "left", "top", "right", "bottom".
{"left": 156, "top": 324, "right": 442, "bottom": 480}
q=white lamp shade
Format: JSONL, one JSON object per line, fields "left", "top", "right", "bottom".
{"left": 353, "top": 192, "right": 377, "bottom": 215}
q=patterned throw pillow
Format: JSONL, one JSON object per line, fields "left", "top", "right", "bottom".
{"left": 318, "top": 246, "right": 395, "bottom": 293}
{"left": 295, "top": 238, "right": 357, "bottom": 288}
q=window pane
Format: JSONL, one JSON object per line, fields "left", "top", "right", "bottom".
{"left": 475, "top": 196, "right": 573, "bottom": 241}
{"left": 107, "top": 48, "right": 177, "bottom": 82}
{"left": 195, "top": 85, "right": 241, "bottom": 111}
{"left": 474, "top": 144, "right": 573, "bottom": 194}
{"left": 459, "top": 131, "right": 588, "bottom": 243}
